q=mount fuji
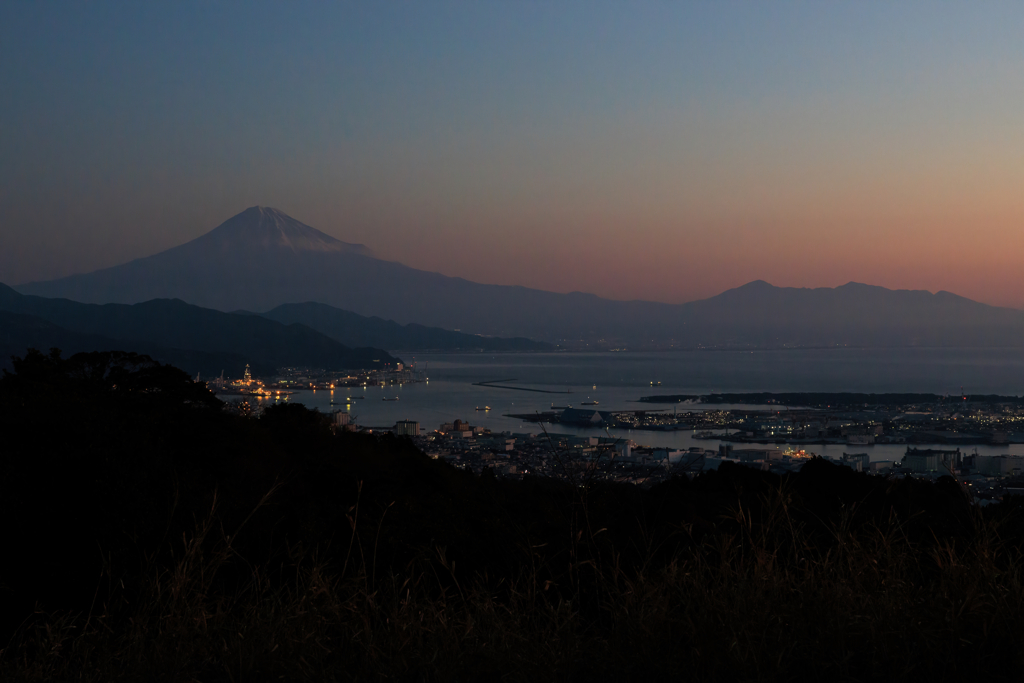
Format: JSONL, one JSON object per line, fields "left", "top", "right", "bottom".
{"left": 16, "top": 207, "right": 1024, "bottom": 348}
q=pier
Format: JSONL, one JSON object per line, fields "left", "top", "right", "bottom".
{"left": 473, "top": 379, "right": 572, "bottom": 394}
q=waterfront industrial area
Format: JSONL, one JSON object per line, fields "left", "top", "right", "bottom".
{"left": 206, "top": 365, "right": 1024, "bottom": 505}
{"left": 389, "top": 420, "right": 1024, "bottom": 504}
{"left": 207, "top": 362, "right": 424, "bottom": 398}
{"left": 511, "top": 395, "right": 1024, "bottom": 447}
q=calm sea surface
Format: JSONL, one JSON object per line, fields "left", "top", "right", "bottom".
{"left": 279, "top": 349, "right": 1024, "bottom": 462}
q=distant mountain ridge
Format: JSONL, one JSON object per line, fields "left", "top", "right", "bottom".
{"left": 258, "top": 302, "right": 554, "bottom": 352}
{"left": 0, "top": 309, "right": 261, "bottom": 377}
{"left": 16, "top": 207, "right": 1024, "bottom": 348}
{"left": 0, "top": 283, "right": 398, "bottom": 375}
{"left": 674, "top": 280, "right": 1024, "bottom": 348}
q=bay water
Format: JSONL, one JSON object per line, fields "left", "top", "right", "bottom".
{"left": 280, "top": 348, "right": 1024, "bottom": 462}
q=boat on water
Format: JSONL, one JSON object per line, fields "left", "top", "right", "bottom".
{"left": 383, "top": 397, "right": 400, "bottom": 401}
{"left": 349, "top": 396, "right": 365, "bottom": 399}
{"left": 475, "top": 406, "right": 491, "bottom": 411}
{"left": 582, "top": 401, "right": 599, "bottom": 406}
{"left": 551, "top": 404, "right": 572, "bottom": 410}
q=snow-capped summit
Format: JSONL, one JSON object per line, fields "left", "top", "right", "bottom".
{"left": 195, "top": 206, "right": 372, "bottom": 256}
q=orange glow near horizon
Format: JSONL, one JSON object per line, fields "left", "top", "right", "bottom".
{"left": 3, "top": 4, "right": 1024, "bottom": 309}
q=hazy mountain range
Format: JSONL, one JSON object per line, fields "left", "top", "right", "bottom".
{"left": 256, "top": 303, "right": 553, "bottom": 352}
{"left": 16, "top": 206, "right": 1024, "bottom": 349}
{"left": 0, "top": 284, "right": 398, "bottom": 376}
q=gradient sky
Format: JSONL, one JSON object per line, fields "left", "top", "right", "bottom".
{"left": 2, "top": 2, "right": 1023, "bottom": 307}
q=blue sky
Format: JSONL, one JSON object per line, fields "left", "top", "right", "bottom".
{"left": 3, "top": 2, "right": 1023, "bottom": 305}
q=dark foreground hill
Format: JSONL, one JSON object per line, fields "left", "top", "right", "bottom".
{"left": 3, "top": 349, "right": 1024, "bottom": 681}
{"left": 0, "top": 283, "right": 398, "bottom": 376}
{"left": 16, "top": 206, "right": 1024, "bottom": 348}
{"left": 259, "top": 301, "right": 554, "bottom": 352}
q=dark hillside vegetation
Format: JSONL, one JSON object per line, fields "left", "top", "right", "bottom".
{"left": 0, "top": 309, "right": 262, "bottom": 376}
{"left": 2, "top": 348, "right": 1024, "bottom": 681}
{"left": 0, "top": 283, "right": 399, "bottom": 376}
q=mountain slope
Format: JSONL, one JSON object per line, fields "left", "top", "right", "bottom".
{"left": 0, "top": 310, "right": 260, "bottom": 377}
{"left": 15, "top": 207, "right": 1024, "bottom": 348}
{"left": 0, "top": 310, "right": 120, "bottom": 360}
{"left": 0, "top": 284, "right": 399, "bottom": 374}
{"left": 260, "top": 302, "right": 554, "bottom": 352}
{"left": 680, "top": 280, "right": 1024, "bottom": 348}
{"left": 15, "top": 206, "right": 677, "bottom": 341}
